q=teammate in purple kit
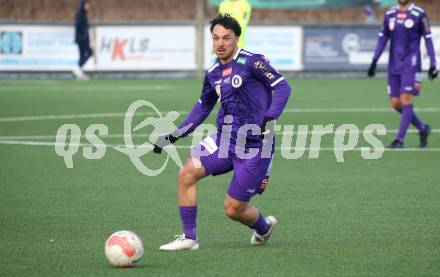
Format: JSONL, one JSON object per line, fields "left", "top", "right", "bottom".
{"left": 368, "top": 0, "right": 437, "bottom": 148}
{"left": 154, "top": 14, "right": 291, "bottom": 250}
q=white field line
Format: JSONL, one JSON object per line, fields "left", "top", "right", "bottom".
{"left": 1, "top": 107, "right": 440, "bottom": 122}
{"left": 0, "top": 140, "right": 440, "bottom": 152}
{"left": 0, "top": 84, "right": 179, "bottom": 92}
{"left": 0, "top": 111, "right": 186, "bottom": 122}
{"left": 1, "top": 129, "right": 439, "bottom": 141}
{"left": 283, "top": 107, "right": 440, "bottom": 113}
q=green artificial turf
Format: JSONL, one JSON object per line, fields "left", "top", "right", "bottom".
{"left": 0, "top": 78, "right": 439, "bottom": 276}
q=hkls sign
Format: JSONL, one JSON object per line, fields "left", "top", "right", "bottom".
{"left": 100, "top": 37, "right": 150, "bottom": 60}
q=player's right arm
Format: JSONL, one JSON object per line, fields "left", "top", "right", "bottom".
{"left": 152, "top": 74, "right": 218, "bottom": 154}
{"left": 373, "top": 15, "right": 390, "bottom": 61}
{"left": 173, "top": 74, "right": 219, "bottom": 139}
{"left": 368, "top": 13, "right": 390, "bottom": 77}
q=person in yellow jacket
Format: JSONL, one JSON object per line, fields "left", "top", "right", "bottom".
{"left": 219, "top": 0, "right": 252, "bottom": 49}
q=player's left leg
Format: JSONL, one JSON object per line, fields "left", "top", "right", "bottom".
{"left": 223, "top": 153, "right": 276, "bottom": 245}
{"left": 224, "top": 195, "right": 277, "bottom": 245}
{"left": 394, "top": 72, "right": 430, "bottom": 147}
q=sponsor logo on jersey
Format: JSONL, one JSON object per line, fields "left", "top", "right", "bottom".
{"left": 389, "top": 18, "right": 396, "bottom": 30}
{"left": 411, "top": 10, "right": 420, "bottom": 17}
{"left": 223, "top": 76, "right": 231, "bottom": 84}
{"left": 231, "top": 75, "right": 243, "bottom": 88}
{"left": 404, "top": 19, "right": 414, "bottom": 28}
{"left": 222, "top": 67, "right": 232, "bottom": 77}
{"left": 397, "top": 13, "right": 407, "bottom": 19}
{"left": 215, "top": 84, "right": 221, "bottom": 97}
{"left": 254, "top": 60, "right": 275, "bottom": 80}
{"left": 214, "top": 79, "right": 222, "bottom": 85}
{"left": 237, "top": 57, "right": 247, "bottom": 64}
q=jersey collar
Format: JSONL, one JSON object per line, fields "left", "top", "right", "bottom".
{"left": 218, "top": 48, "right": 242, "bottom": 67}
{"left": 233, "top": 48, "right": 242, "bottom": 60}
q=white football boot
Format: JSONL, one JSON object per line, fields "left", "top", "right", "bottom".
{"left": 159, "top": 234, "right": 199, "bottom": 251}
{"left": 72, "top": 67, "right": 90, "bottom": 80}
{"left": 251, "top": 216, "right": 277, "bottom": 245}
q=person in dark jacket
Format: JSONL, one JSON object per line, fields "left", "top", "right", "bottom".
{"left": 74, "top": 0, "right": 92, "bottom": 80}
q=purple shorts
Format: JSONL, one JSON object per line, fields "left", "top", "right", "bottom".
{"left": 191, "top": 133, "right": 273, "bottom": 202}
{"left": 387, "top": 71, "right": 421, "bottom": 97}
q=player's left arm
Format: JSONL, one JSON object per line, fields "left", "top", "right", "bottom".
{"left": 421, "top": 13, "right": 438, "bottom": 80}
{"left": 250, "top": 55, "right": 291, "bottom": 123}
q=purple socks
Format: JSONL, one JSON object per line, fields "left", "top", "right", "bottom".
{"left": 396, "top": 104, "right": 425, "bottom": 142}
{"left": 395, "top": 106, "right": 426, "bottom": 133}
{"left": 249, "top": 213, "right": 270, "bottom": 235}
{"left": 180, "top": 206, "right": 270, "bottom": 239}
{"left": 179, "top": 206, "right": 197, "bottom": 240}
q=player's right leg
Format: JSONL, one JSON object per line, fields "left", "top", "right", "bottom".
{"left": 387, "top": 74, "right": 405, "bottom": 148}
{"left": 159, "top": 133, "right": 233, "bottom": 251}
{"left": 159, "top": 157, "right": 205, "bottom": 251}
{"left": 389, "top": 72, "right": 431, "bottom": 148}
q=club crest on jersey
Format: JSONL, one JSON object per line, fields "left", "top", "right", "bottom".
{"left": 231, "top": 75, "right": 242, "bottom": 88}
{"left": 222, "top": 67, "right": 232, "bottom": 77}
{"left": 404, "top": 19, "right": 414, "bottom": 28}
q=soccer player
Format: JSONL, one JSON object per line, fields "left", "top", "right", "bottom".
{"left": 155, "top": 14, "right": 291, "bottom": 250}
{"left": 368, "top": 0, "right": 437, "bottom": 148}
{"left": 219, "top": 0, "right": 252, "bottom": 49}
{"left": 73, "top": 0, "right": 93, "bottom": 80}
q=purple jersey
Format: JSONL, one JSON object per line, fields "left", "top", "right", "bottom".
{"left": 176, "top": 48, "right": 291, "bottom": 149}
{"left": 373, "top": 4, "right": 436, "bottom": 74}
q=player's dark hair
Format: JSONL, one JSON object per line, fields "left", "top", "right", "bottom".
{"left": 80, "top": 0, "right": 90, "bottom": 9}
{"left": 209, "top": 14, "right": 242, "bottom": 37}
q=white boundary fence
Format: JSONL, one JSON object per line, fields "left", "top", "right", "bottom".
{"left": 0, "top": 24, "right": 439, "bottom": 72}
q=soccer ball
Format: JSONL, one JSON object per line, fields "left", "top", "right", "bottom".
{"left": 104, "top": 230, "right": 144, "bottom": 267}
